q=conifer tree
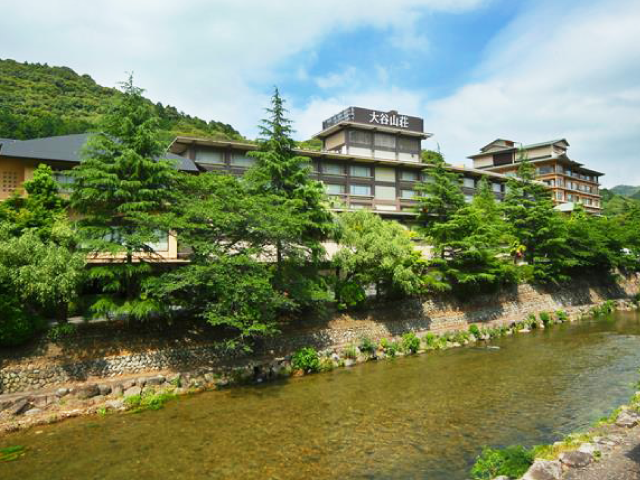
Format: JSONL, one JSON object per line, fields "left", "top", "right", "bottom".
{"left": 502, "top": 157, "right": 571, "bottom": 282}
{"left": 245, "top": 88, "right": 331, "bottom": 303}
{"left": 69, "top": 75, "right": 178, "bottom": 320}
{"left": 415, "top": 155, "right": 465, "bottom": 247}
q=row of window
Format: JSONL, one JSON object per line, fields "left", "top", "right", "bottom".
{"left": 347, "top": 131, "right": 420, "bottom": 153}
{"left": 543, "top": 178, "right": 598, "bottom": 194}
{"left": 536, "top": 165, "right": 598, "bottom": 183}
{"left": 195, "top": 150, "right": 257, "bottom": 167}
{"left": 557, "top": 192, "right": 600, "bottom": 207}
{"left": 325, "top": 183, "right": 416, "bottom": 200}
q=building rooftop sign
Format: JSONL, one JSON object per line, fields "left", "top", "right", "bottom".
{"left": 321, "top": 106, "right": 424, "bottom": 133}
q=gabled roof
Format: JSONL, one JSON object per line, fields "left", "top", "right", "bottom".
{"left": 470, "top": 138, "right": 570, "bottom": 159}
{"left": 0, "top": 133, "right": 198, "bottom": 172}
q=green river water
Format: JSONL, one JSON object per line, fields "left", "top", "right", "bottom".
{"left": 3, "top": 311, "right": 640, "bottom": 480}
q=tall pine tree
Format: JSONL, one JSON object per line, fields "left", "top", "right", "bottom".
{"left": 245, "top": 88, "right": 331, "bottom": 305}
{"left": 69, "top": 75, "right": 178, "bottom": 320}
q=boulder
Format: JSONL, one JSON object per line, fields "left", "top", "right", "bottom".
{"left": 578, "top": 443, "right": 599, "bottom": 455}
{"left": 121, "top": 379, "right": 136, "bottom": 390}
{"left": 123, "top": 386, "right": 142, "bottom": 398}
{"left": 104, "top": 399, "right": 124, "bottom": 410}
{"left": 560, "top": 451, "right": 593, "bottom": 468}
{"left": 55, "top": 388, "right": 69, "bottom": 397}
{"left": 344, "top": 359, "right": 357, "bottom": 367}
{"left": 616, "top": 411, "right": 640, "bottom": 428}
{"left": 23, "top": 408, "right": 43, "bottom": 416}
{"left": 146, "top": 375, "right": 166, "bottom": 386}
{"left": 98, "top": 384, "right": 112, "bottom": 396}
{"left": 522, "top": 460, "right": 562, "bottom": 480}
{"left": 112, "top": 384, "right": 124, "bottom": 397}
{"left": 8, "top": 398, "right": 30, "bottom": 416}
{"left": 76, "top": 384, "right": 100, "bottom": 400}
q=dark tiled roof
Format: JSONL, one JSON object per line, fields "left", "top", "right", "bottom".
{"left": 0, "top": 133, "right": 198, "bottom": 172}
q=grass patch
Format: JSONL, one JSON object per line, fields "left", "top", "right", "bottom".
{"left": 0, "top": 445, "right": 26, "bottom": 463}
{"left": 124, "top": 392, "right": 178, "bottom": 413}
{"left": 532, "top": 432, "right": 593, "bottom": 460}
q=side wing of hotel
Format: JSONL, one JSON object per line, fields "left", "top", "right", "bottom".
{"left": 0, "top": 107, "right": 604, "bottom": 261}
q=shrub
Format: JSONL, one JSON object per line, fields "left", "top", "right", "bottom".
{"left": 402, "top": 332, "right": 420, "bottom": 354}
{"left": 453, "top": 330, "right": 470, "bottom": 344}
{"left": 380, "top": 338, "right": 399, "bottom": 357}
{"left": 336, "top": 281, "right": 366, "bottom": 310}
{"left": 423, "top": 332, "right": 438, "bottom": 349}
{"left": 468, "top": 324, "right": 481, "bottom": 338}
{"left": 470, "top": 446, "right": 534, "bottom": 480}
{"left": 539, "top": 311, "right": 551, "bottom": 326}
{"left": 555, "top": 310, "right": 569, "bottom": 322}
{"left": 291, "top": 347, "right": 321, "bottom": 373}
{"left": 47, "top": 323, "right": 77, "bottom": 342}
{"left": 343, "top": 345, "right": 358, "bottom": 360}
{"left": 359, "top": 336, "right": 377, "bottom": 356}
{"left": 0, "top": 294, "right": 42, "bottom": 347}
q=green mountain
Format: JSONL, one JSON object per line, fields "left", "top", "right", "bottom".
{"left": 600, "top": 188, "right": 640, "bottom": 216}
{"left": 610, "top": 185, "right": 640, "bottom": 198}
{"left": 0, "top": 58, "right": 243, "bottom": 143}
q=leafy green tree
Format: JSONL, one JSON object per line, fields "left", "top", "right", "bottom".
{"left": 147, "top": 172, "right": 294, "bottom": 349}
{"left": 333, "top": 210, "right": 426, "bottom": 308}
{"left": 502, "top": 159, "right": 572, "bottom": 282}
{"left": 69, "top": 75, "right": 178, "bottom": 321}
{"left": 245, "top": 87, "right": 332, "bottom": 304}
{"left": 0, "top": 221, "right": 84, "bottom": 328}
{"left": 420, "top": 149, "right": 445, "bottom": 164}
{"left": 0, "top": 163, "right": 66, "bottom": 238}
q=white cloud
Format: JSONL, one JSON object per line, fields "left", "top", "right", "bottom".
{"left": 315, "top": 67, "right": 358, "bottom": 90}
{"left": 423, "top": 0, "right": 640, "bottom": 187}
{"left": 0, "top": 0, "right": 485, "bottom": 138}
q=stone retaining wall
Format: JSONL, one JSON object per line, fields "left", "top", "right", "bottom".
{"left": 1, "top": 275, "right": 638, "bottom": 395}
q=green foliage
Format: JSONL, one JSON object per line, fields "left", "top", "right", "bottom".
{"left": 0, "top": 293, "right": 42, "bottom": 347}
{"left": 380, "top": 338, "right": 399, "bottom": 357}
{"left": 470, "top": 446, "right": 534, "bottom": 480}
{"left": 334, "top": 210, "right": 426, "bottom": 304}
{"left": 0, "top": 222, "right": 84, "bottom": 328}
{"left": 420, "top": 149, "right": 445, "bottom": 164}
{"left": 539, "top": 311, "right": 551, "bottom": 326}
{"left": 402, "top": 332, "right": 421, "bottom": 354}
{"left": 0, "top": 58, "right": 241, "bottom": 142}
{"left": 468, "top": 324, "right": 481, "bottom": 338}
{"left": 335, "top": 281, "right": 367, "bottom": 310}
{"left": 244, "top": 87, "right": 332, "bottom": 307}
{"left": 555, "top": 310, "right": 569, "bottom": 322}
{"left": 343, "top": 345, "right": 358, "bottom": 360}
{"left": 358, "top": 336, "right": 377, "bottom": 356}
{"left": 0, "top": 445, "right": 26, "bottom": 463}
{"left": 124, "top": 392, "right": 177, "bottom": 413}
{"left": 423, "top": 332, "right": 438, "bottom": 349}
{"left": 291, "top": 347, "right": 321, "bottom": 373}
{"left": 0, "top": 164, "right": 67, "bottom": 239}
{"left": 70, "top": 76, "right": 179, "bottom": 321}
{"left": 46, "top": 323, "right": 77, "bottom": 342}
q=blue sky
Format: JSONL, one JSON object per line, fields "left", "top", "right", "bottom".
{"left": 1, "top": 0, "right": 639, "bottom": 186}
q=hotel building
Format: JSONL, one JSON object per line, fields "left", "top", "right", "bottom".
{"left": 468, "top": 138, "right": 603, "bottom": 213}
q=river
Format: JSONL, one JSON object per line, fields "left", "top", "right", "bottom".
{"left": 2, "top": 310, "right": 640, "bottom": 479}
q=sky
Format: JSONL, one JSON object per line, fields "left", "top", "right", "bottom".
{"left": 1, "top": 0, "right": 639, "bottom": 187}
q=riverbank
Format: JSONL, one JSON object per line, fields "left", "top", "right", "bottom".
{"left": 483, "top": 384, "right": 640, "bottom": 480}
{"left": 1, "top": 295, "right": 638, "bottom": 436}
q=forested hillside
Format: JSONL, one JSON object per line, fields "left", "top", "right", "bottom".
{"left": 610, "top": 185, "right": 640, "bottom": 198}
{"left": 0, "top": 58, "right": 243, "bottom": 142}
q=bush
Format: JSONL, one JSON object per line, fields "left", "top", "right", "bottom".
{"left": 359, "top": 336, "right": 377, "bottom": 356}
{"left": 470, "top": 446, "right": 534, "bottom": 480}
{"left": 343, "top": 345, "right": 358, "bottom": 360}
{"left": 468, "top": 324, "right": 481, "bottom": 338}
{"left": 47, "top": 323, "right": 77, "bottom": 342}
{"left": 336, "top": 281, "right": 366, "bottom": 310}
{"left": 124, "top": 392, "right": 177, "bottom": 413}
{"left": 291, "top": 347, "right": 321, "bottom": 373}
{"left": 402, "top": 332, "right": 420, "bottom": 354}
{"left": 539, "top": 311, "right": 551, "bottom": 326}
{"left": 423, "top": 332, "right": 438, "bottom": 349}
{"left": 380, "top": 338, "right": 399, "bottom": 357}
{"left": 0, "top": 294, "right": 42, "bottom": 347}
{"left": 555, "top": 310, "right": 569, "bottom": 322}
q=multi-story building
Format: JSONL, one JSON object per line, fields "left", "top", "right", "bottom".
{"left": 468, "top": 138, "right": 603, "bottom": 213}
{"left": 169, "top": 107, "right": 512, "bottom": 221}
